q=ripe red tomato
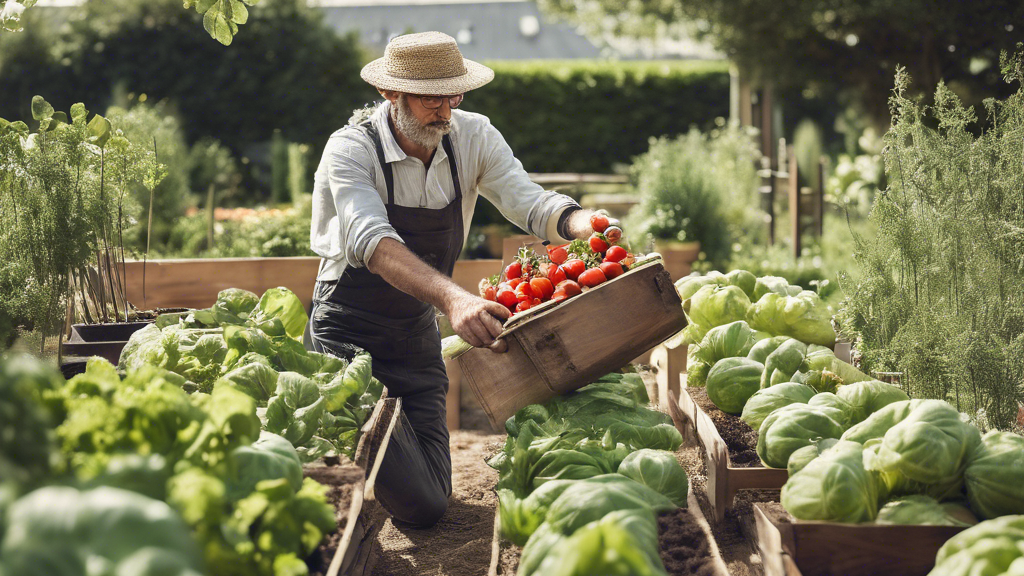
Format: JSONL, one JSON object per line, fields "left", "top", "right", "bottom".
{"left": 547, "top": 265, "right": 566, "bottom": 286}
{"left": 556, "top": 280, "right": 582, "bottom": 297}
{"left": 505, "top": 261, "right": 522, "bottom": 280}
{"left": 589, "top": 234, "right": 609, "bottom": 254}
{"left": 515, "top": 300, "right": 533, "bottom": 313}
{"left": 547, "top": 244, "right": 568, "bottom": 265}
{"left": 604, "top": 226, "right": 622, "bottom": 244}
{"left": 550, "top": 290, "right": 568, "bottom": 303}
{"left": 599, "top": 261, "right": 624, "bottom": 279}
{"left": 562, "top": 259, "right": 586, "bottom": 281}
{"left": 507, "top": 277, "right": 522, "bottom": 289}
{"left": 496, "top": 288, "right": 518, "bottom": 309}
{"left": 532, "top": 298, "right": 542, "bottom": 305}
{"left": 605, "top": 245, "right": 627, "bottom": 262}
{"left": 530, "top": 277, "right": 555, "bottom": 300}
{"left": 516, "top": 282, "right": 535, "bottom": 302}
{"left": 578, "top": 268, "right": 608, "bottom": 288}
{"left": 483, "top": 285, "right": 497, "bottom": 301}
{"left": 590, "top": 213, "right": 609, "bottom": 233}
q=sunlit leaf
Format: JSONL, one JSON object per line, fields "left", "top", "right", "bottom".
{"left": 30, "top": 95, "right": 53, "bottom": 122}
{"left": 204, "top": 2, "right": 235, "bottom": 46}
{"left": 70, "top": 103, "right": 88, "bottom": 122}
{"left": 87, "top": 114, "right": 111, "bottom": 148}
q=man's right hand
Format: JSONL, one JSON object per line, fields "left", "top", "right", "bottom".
{"left": 443, "top": 289, "right": 510, "bottom": 353}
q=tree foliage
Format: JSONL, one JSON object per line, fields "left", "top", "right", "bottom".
{"left": 538, "top": 0, "right": 1024, "bottom": 124}
{"left": 838, "top": 48, "right": 1024, "bottom": 429}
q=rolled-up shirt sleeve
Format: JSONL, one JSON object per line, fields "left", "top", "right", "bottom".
{"left": 475, "top": 122, "right": 580, "bottom": 242}
{"left": 310, "top": 133, "right": 403, "bottom": 268}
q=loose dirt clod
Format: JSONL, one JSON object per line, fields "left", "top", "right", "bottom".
{"left": 658, "top": 507, "right": 719, "bottom": 576}
{"left": 688, "top": 387, "right": 762, "bottom": 467}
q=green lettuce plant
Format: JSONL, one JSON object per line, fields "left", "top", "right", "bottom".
{"left": 747, "top": 291, "right": 836, "bottom": 347}
{"left": 0, "top": 486, "right": 206, "bottom": 576}
{"left": 875, "top": 495, "right": 974, "bottom": 527}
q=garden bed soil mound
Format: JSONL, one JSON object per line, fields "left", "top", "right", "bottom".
{"left": 658, "top": 507, "right": 718, "bottom": 576}
{"left": 688, "top": 387, "right": 762, "bottom": 467}
{"left": 371, "top": 430, "right": 505, "bottom": 576}
{"left": 304, "top": 465, "right": 366, "bottom": 576}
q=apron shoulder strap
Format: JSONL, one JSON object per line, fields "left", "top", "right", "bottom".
{"left": 358, "top": 119, "right": 396, "bottom": 205}
{"left": 441, "top": 134, "right": 462, "bottom": 202}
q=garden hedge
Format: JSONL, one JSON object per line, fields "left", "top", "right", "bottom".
{"left": 468, "top": 60, "right": 731, "bottom": 173}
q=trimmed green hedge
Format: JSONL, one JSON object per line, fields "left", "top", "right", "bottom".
{"left": 466, "top": 60, "right": 731, "bottom": 174}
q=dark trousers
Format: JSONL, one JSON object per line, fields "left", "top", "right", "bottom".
{"left": 309, "top": 301, "right": 452, "bottom": 528}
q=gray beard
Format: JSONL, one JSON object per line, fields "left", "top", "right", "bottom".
{"left": 393, "top": 95, "right": 450, "bottom": 150}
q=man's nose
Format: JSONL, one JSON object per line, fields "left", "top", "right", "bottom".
{"left": 437, "top": 100, "right": 452, "bottom": 120}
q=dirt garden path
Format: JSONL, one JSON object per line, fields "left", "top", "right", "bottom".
{"left": 371, "top": 397, "right": 504, "bottom": 576}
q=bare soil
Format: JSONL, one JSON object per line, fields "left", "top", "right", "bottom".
{"left": 304, "top": 465, "right": 366, "bottom": 576}
{"left": 658, "top": 507, "right": 719, "bottom": 576}
{"left": 688, "top": 387, "right": 762, "bottom": 467}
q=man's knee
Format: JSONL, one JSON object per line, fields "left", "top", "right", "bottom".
{"left": 394, "top": 492, "right": 449, "bottom": 528}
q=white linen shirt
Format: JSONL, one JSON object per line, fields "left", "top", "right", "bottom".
{"left": 311, "top": 101, "right": 580, "bottom": 281}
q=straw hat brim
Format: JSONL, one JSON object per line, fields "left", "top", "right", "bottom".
{"left": 361, "top": 57, "right": 495, "bottom": 95}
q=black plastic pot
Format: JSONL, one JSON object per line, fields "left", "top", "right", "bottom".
{"left": 61, "top": 320, "right": 154, "bottom": 371}
{"left": 71, "top": 321, "right": 152, "bottom": 343}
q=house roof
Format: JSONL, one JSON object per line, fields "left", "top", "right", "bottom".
{"left": 315, "top": 1, "right": 604, "bottom": 60}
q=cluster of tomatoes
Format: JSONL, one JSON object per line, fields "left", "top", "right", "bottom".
{"left": 480, "top": 213, "right": 635, "bottom": 316}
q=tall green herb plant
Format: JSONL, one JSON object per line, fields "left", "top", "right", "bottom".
{"left": 0, "top": 96, "right": 163, "bottom": 348}
{"left": 839, "top": 49, "right": 1024, "bottom": 429}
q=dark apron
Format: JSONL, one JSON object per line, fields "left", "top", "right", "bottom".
{"left": 310, "top": 119, "right": 463, "bottom": 527}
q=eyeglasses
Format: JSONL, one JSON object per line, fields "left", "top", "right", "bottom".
{"left": 412, "top": 94, "right": 464, "bottom": 109}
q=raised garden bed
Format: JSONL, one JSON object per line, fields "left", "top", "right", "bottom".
{"left": 672, "top": 382, "right": 788, "bottom": 523}
{"left": 754, "top": 503, "right": 966, "bottom": 576}
{"left": 303, "top": 397, "right": 401, "bottom": 576}
{"left": 489, "top": 481, "right": 730, "bottom": 576}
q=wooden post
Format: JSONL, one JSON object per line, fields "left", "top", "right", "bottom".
{"left": 760, "top": 84, "right": 776, "bottom": 244}
{"left": 788, "top": 146, "right": 801, "bottom": 258}
{"left": 815, "top": 157, "right": 826, "bottom": 237}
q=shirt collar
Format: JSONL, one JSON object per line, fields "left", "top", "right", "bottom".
{"left": 371, "top": 100, "right": 452, "bottom": 165}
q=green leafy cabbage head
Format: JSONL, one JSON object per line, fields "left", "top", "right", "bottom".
{"left": 211, "top": 287, "right": 260, "bottom": 326}
{"left": 616, "top": 449, "right": 689, "bottom": 507}
{"left": 725, "top": 269, "right": 757, "bottom": 300}
{"left": 705, "top": 357, "right": 764, "bottom": 414}
{"left": 875, "top": 495, "right": 975, "bottom": 527}
{"left": 544, "top": 474, "right": 676, "bottom": 536}
{"left": 753, "top": 275, "right": 800, "bottom": 300}
{"left": 757, "top": 403, "right": 845, "bottom": 469}
{"left": 835, "top": 380, "right": 909, "bottom": 418}
{"left": 747, "top": 291, "right": 836, "bottom": 347}
{"left": 861, "top": 400, "right": 981, "bottom": 501}
{"left": 964, "top": 431, "right": 1024, "bottom": 520}
{"left": 781, "top": 440, "right": 881, "bottom": 523}
{"left": 693, "top": 320, "right": 757, "bottom": 366}
{"left": 741, "top": 382, "right": 817, "bottom": 432}
{"left": 929, "top": 515, "right": 1024, "bottom": 576}
{"left": 786, "top": 438, "right": 838, "bottom": 476}
{"left": 760, "top": 338, "right": 807, "bottom": 389}
{"left": 840, "top": 399, "right": 921, "bottom": 445}
{"left": 684, "top": 284, "right": 751, "bottom": 338}
{"left": 808, "top": 392, "right": 859, "bottom": 428}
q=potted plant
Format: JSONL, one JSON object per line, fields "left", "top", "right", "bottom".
{"left": 0, "top": 96, "right": 164, "bottom": 365}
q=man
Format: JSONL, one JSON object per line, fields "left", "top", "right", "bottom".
{"left": 309, "top": 31, "right": 606, "bottom": 528}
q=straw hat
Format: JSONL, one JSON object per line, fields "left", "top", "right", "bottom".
{"left": 360, "top": 31, "right": 494, "bottom": 94}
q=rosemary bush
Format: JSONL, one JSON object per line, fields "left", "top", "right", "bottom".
{"left": 839, "top": 50, "right": 1024, "bottom": 429}
{"left": 0, "top": 96, "right": 162, "bottom": 347}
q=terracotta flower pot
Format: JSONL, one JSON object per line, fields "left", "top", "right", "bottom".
{"left": 653, "top": 240, "right": 702, "bottom": 281}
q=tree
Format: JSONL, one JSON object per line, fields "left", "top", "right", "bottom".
{"left": 538, "top": 0, "right": 1024, "bottom": 125}
{"left": 2, "top": 0, "right": 259, "bottom": 45}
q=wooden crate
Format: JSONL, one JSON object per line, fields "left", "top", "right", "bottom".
{"left": 325, "top": 397, "right": 402, "bottom": 576}
{"left": 672, "top": 385, "right": 788, "bottom": 523}
{"left": 754, "top": 503, "right": 965, "bottom": 576}
{"left": 458, "top": 259, "right": 686, "bottom": 429}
